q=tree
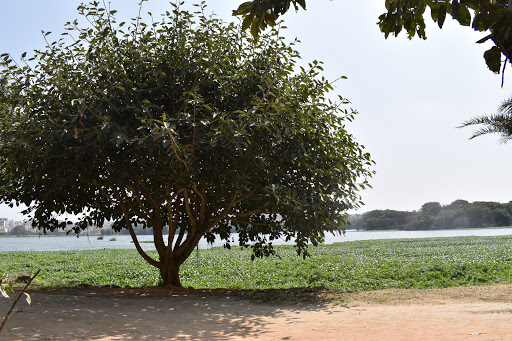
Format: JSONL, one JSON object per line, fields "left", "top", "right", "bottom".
{"left": 9, "top": 225, "right": 28, "bottom": 236}
{"left": 490, "top": 208, "right": 512, "bottom": 226}
{"left": 421, "top": 202, "right": 442, "bottom": 216}
{"left": 463, "top": 204, "right": 487, "bottom": 227}
{"left": 0, "top": 2, "right": 373, "bottom": 287}
{"left": 434, "top": 208, "right": 469, "bottom": 228}
{"left": 351, "top": 209, "right": 411, "bottom": 230}
{"left": 405, "top": 212, "right": 435, "bottom": 230}
{"left": 0, "top": 74, "right": 9, "bottom": 117}
{"left": 446, "top": 199, "right": 470, "bottom": 209}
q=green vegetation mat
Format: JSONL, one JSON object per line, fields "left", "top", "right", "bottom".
{"left": 1, "top": 235, "right": 512, "bottom": 291}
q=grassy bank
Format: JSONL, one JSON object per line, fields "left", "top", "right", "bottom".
{"left": 1, "top": 235, "right": 512, "bottom": 290}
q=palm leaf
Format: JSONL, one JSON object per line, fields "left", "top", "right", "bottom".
{"left": 460, "top": 97, "right": 512, "bottom": 143}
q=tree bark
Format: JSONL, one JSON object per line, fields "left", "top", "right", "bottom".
{"left": 160, "top": 229, "right": 206, "bottom": 287}
{"left": 160, "top": 258, "right": 182, "bottom": 287}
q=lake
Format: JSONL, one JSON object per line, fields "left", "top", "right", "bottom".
{"left": 1, "top": 227, "right": 512, "bottom": 252}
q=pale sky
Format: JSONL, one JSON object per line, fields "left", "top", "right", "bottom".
{"left": 0, "top": 0, "right": 510, "bottom": 220}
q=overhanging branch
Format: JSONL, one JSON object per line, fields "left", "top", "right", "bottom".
{"left": 111, "top": 185, "right": 161, "bottom": 269}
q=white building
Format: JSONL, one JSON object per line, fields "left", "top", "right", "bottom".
{"left": 0, "top": 218, "right": 8, "bottom": 233}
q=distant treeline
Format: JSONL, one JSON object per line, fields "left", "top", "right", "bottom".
{"left": 350, "top": 200, "right": 512, "bottom": 230}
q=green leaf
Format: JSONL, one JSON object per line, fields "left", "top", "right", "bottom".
{"left": 264, "top": 10, "right": 277, "bottom": 27}
{"left": 455, "top": 4, "right": 471, "bottom": 26}
{"left": 241, "top": 12, "right": 254, "bottom": 31}
{"left": 431, "top": 6, "right": 439, "bottom": 22}
{"left": 250, "top": 14, "right": 263, "bottom": 38}
{"left": 295, "top": 0, "right": 306, "bottom": 10}
{"left": 472, "top": 13, "right": 486, "bottom": 31}
{"left": 1, "top": 278, "right": 13, "bottom": 298}
{"left": 484, "top": 46, "right": 502, "bottom": 74}
{"left": 233, "top": 1, "right": 253, "bottom": 15}
{"left": 437, "top": 5, "right": 447, "bottom": 28}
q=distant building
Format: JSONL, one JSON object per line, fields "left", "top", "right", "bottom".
{"left": 0, "top": 218, "right": 32, "bottom": 233}
{"left": 0, "top": 218, "right": 7, "bottom": 233}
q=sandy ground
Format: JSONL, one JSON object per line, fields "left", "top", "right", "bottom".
{"left": 1, "top": 285, "right": 512, "bottom": 341}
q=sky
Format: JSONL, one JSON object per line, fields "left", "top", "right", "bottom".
{"left": 0, "top": 0, "right": 510, "bottom": 221}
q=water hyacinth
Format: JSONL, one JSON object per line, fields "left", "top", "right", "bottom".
{"left": 1, "top": 236, "right": 511, "bottom": 290}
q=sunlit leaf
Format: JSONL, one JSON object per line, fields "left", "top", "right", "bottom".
{"left": 24, "top": 292, "right": 31, "bottom": 305}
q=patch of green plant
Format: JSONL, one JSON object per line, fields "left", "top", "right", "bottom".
{"left": 1, "top": 274, "right": 13, "bottom": 298}
{"left": 1, "top": 236, "right": 512, "bottom": 290}
{"left": 0, "top": 249, "right": 161, "bottom": 288}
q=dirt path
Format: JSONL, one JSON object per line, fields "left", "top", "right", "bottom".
{"left": 1, "top": 285, "right": 512, "bottom": 340}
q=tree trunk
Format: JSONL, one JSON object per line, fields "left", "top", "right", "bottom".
{"left": 158, "top": 227, "right": 206, "bottom": 287}
{"left": 160, "top": 259, "right": 182, "bottom": 287}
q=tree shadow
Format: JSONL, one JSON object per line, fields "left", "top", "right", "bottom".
{"left": 0, "top": 287, "right": 352, "bottom": 340}
{"left": 470, "top": 308, "right": 512, "bottom": 315}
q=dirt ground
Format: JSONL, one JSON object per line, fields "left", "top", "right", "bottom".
{"left": 1, "top": 284, "right": 512, "bottom": 341}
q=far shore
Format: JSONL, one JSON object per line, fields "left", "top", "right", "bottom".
{"left": 2, "top": 225, "right": 512, "bottom": 238}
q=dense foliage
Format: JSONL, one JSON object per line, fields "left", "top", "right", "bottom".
{"left": 2, "top": 236, "right": 512, "bottom": 290}
{"left": 352, "top": 200, "right": 512, "bottom": 230}
{"left": 233, "top": 0, "right": 306, "bottom": 37}
{"left": 0, "top": 2, "right": 372, "bottom": 286}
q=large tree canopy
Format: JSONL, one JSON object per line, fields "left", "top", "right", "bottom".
{"left": 0, "top": 2, "right": 373, "bottom": 286}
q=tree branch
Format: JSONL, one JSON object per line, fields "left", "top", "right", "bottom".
{"left": 229, "top": 208, "right": 265, "bottom": 218}
{"left": 150, "top": 198, "right": 167, "bottom": 260}
{"left": 0, "top": 269, "right": 41, "bottom": 334}
{"left": 111, "top": 186, "right": 161, "bottom": 269}
{"left": 174, "top": 225, "right": 186, "bottom": 250}
{"left": 206, "top": 190, "right": 240, "bottom": 230}
{"left": 192, "top": 183, "right": 206, "bottom": 224}
{"left": 166, "top": 129, "right": 190, "bottom": 173}
{"left": 166, "top": 188, "right": 185, "bottom": 256}
{"left": 126, "top": 184, "right": 151, "bottom": 220}
{"left": 183, "top": 190, "right": 197, "bottom": 235}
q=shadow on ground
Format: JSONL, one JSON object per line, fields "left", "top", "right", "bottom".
{"left": 0, "top": 287, "right": 347, "bottom": 340}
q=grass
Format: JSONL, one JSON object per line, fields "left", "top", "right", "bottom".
{"left": 1, "top": 235, "right": 512, "bottom": 291}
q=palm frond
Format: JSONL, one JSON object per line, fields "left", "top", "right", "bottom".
{"left": 460, "top": 97, "right": 512, "bottom": 143}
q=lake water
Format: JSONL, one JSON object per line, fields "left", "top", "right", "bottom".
{"left": 1, "top": 228, "right": 512, "bottom": 252}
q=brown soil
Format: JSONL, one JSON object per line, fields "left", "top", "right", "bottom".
{"left": 1, "top": 284, "right": 512, "bottom": 340}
